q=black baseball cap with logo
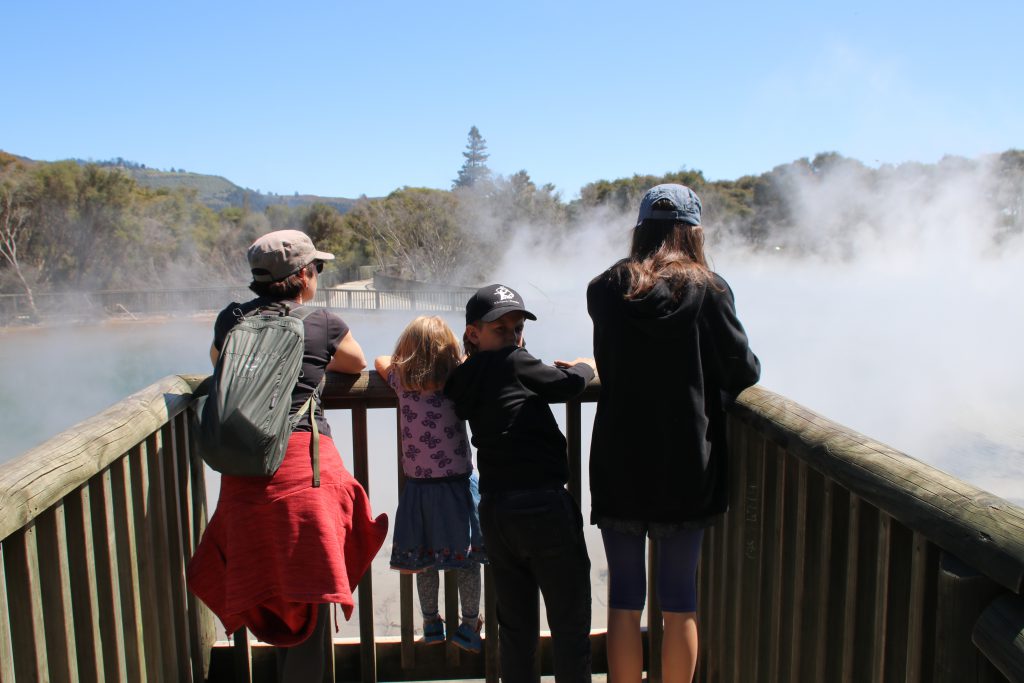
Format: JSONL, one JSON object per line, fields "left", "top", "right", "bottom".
{"left": 465, "top": 284, "right": 538, "bottom": 325}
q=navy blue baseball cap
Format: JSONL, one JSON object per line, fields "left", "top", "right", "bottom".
{"left": 465, "top": 284, "right": 537, "bottom": 325}
{"left": 636, "top": 184, "right": 702, "bottom": 227}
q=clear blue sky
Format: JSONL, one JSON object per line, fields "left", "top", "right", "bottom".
{"left": 5, "top": 0, "right": 1022, "bottom": 199}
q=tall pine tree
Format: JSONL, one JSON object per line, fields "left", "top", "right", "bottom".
{"left": 453, "top": 126, "right": 492, "bottom": 189}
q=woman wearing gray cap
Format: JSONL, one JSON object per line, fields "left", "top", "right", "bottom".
{"left": 188, "top": 229, "right": 388, "bottom": 682}
{"left": 587, "top": 185, "right": 760, "bottom": 683}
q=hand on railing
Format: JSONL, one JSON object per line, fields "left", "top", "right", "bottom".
{"left": 554, "top": 358, "right": 596, "bottom": 373}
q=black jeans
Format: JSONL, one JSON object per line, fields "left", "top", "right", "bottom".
{"left": 479, "top": 488, "right": 592, "bottom": 683}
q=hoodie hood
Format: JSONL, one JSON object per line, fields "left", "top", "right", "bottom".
{"left": 618, "top": 276, "right": 706, "bottom": 339}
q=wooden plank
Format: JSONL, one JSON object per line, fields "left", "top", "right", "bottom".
{"left": 780, "top": 455, "right": 807, "bottom": 683}
{"left": 870, "top": 512, "right": 893, "bottom": 682}
{"left": 63, "top": 485, "right": 106, "bottom": 682}
{"left": 445, "top": 570, "right": 461, "bottom": 667}
{"left": 905, "top": 532, "right": 938, "bottom": 683}
{"left": 108, "top": 457, "right": 146, "bottom": 681}
{"left": 351, "top": 404, "right": 378, "bottom": 683}
{"left": 823, "top": 485, "right": 851, "bottom": 682}
{"left": 400, "top": 575, "right": 415, "bottom": 667}
{"left": 396, "top": 409, "right": 415, "bottom": 670}
{"left": 721, "top": 416, "right": 748, "bottom": 683}
{"left": 934, "top": 552, "right": 1004, "bottom": 683}
{"left": 89, "top": 470, "right": 127, "bottom": 680}
{"left": 972, "top": 593, "right": 1024, "bottom": 683}
{"left": 737, "top": 430, "right": 766, "bottom": 683}
{"left": 883, "top": 521, "right": 913, "bottom": 683}
{"left": 233, "top": 629, "right": 252, "bottom": 683}
{"left": 839, "top": 494, "right": 861, "bottom": 683}
{"left": 145, "top": 432, "right": 182, "bottom": 680}
{"left": 757, "top": 442, "right": 786, "bottom": 683}
{"left": 129, "top": 441, "right": 167, "bottom": 681}
{"left": 802, "top": 473, "right": 833, "bottom": 683}
{"left": 3, "top": 524, "right": 49, "bottom": 680}
{"left": 34, "top": 503, "right": 79, "bottom": 682}
{"left": 565, "top": 400, "right": 582, "bottom": 506}
{"left": 484, "top": 564, "right": 499, "bottom": 683}
{"left": 0, "top": 374, "right": 204, "bottom": 541}
{"left": 161, "top": 422, "right": 196, "bottom": 680}
{"left": 729, "top": 386, "right": 1024, "bottom": 594}
{"left": 848, "top": 502, "right": 882, "bottom": 682}
{"left": 0, "top": 544, "right": 15, "bottom": 683}
{"left": 178, "top": 412, "right": 217, "bottom": 682}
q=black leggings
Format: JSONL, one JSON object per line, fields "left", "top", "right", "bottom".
{"left": 601, "top": 527, "right": 704, "bottom": 613}
{"left": 275, "top": 603, "right": 331, "bottom": 683}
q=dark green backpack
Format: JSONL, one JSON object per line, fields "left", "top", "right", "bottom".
{"left": 197, "top": 303, "right": 324, "bottom": 486}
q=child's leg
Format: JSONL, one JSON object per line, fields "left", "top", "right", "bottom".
{"left": 479, "top": 494, "right": 542, "bottom": 682}
{"left": 416, "top": 568, "right": 441, "bottom": 620}
{"left": 484, "top": 489, "right": 591, "bottom": 683}
{"left": 457, "top": 563, "right": 482, "bottom": 626}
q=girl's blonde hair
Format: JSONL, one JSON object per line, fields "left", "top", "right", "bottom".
{"left": 392, "top": 316, "right": 462, "bottom": 391}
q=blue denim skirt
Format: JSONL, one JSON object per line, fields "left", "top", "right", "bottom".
{"left": 390, "top": 472, "right": 487, "bottom": 571}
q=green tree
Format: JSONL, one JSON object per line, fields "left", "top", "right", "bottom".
{"left": 453, "top": 126, "right": 492, "bottom": 189}
{"left": 344, "top": 188, "right": 467, "bottom": 282}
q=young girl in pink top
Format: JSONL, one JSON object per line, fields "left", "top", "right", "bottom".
{"left": 375, "top": 315, "right": 486, "bottom": 652}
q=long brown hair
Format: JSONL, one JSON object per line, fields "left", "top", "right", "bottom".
{"left": 392, "top": 316, "right": 462, "bottom": 391}
{"left": 624, "top": 198, "right": 714, "bottom": 300}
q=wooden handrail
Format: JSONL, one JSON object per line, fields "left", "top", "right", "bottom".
{"left": 3, "top": 371, "right": 1022, "bottom": 682}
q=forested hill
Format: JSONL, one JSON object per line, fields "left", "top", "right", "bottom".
{"left": 1, "top": 140, "right": 1022, "bottom": 317}
{"left": 73, "top": 158, "right": 358, "bottom": 214}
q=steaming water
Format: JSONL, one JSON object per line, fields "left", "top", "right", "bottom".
{"left": 1, "top": 247, "right": 1022, "bottom": 636}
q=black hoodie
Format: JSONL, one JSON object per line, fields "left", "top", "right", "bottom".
{"left": 444, "top": 346, "right": 595, "bottom": 495}
{"left": 587, "top": 262, "right": 760, "bottom": 524}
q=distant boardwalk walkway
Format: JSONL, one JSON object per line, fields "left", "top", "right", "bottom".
{"left": 0, "top": 284, "right": 473, "bottom": 321}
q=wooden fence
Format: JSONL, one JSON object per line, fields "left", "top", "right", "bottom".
{"left": 0, "top": 286, "right": 472, "bottom": 320}
{"left": 1, "top": 374, "right": 1022, "bottom": 682}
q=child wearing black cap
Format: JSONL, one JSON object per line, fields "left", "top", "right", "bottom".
{"left": 444, "top": 284, "right": 595, "bottom": 683}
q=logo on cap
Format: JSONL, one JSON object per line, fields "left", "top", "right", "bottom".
{"left": 494, "top": 285, "right": 516, "bottom": 302}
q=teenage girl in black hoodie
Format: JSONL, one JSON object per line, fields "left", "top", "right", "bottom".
{"left": 445, "top": 284, "right": 595, "bottom": 683}
{"left": 587, "top": 185, "right": 760, "bottom": 683}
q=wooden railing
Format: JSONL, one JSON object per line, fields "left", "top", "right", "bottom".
{"left": 0, "top": 286, "right": 472, "bottom": 319}
{"left": 0, "top": 375, "right": 214, "bottom": 682}
{"left": 1, "top": 374, "right": 1022, "bottom": 682}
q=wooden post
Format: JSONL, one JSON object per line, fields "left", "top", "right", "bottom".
{"left": 232, "top": 629, "right": 252, "bottom": 683}
{"left": 757, "top": 443, "right": 786, "bottom": 682}
{"left": 972, "top": 593, "right": 1024, "bottom": 682}
{"left": 484, "top": 564, "right": 500, "bottom": 683}
{"left": 934, "top": 552, "right": 1004, "bottom": 682}
{"left": 396, "top": 411, "right": 416, "bottom": 669}
{"left": 565, "top": 400, "right": 582, "bottom": 507}
{"left": 89, "top": 469, "right": 128, "bottom": 680}
{"left": 129, "top": 443, "right": 168, "bottom": 681}
{"left": 62, "top": 485, "right": 106, "bottom": 682}
{"left": 737, "top": 431, "right": 766, "bottom": 683}
{"left": 108, "top": 457, "right": 146, "bottom": 681}
{"left": 0, "top": 544, "right": 15, "bottom": 683}
{"left": 3, "top": 524, "right": 50, "bottom": 681}
{"left": 352, "top": 404, "right": 378, "bottom": 683}
{"left": 904, "top": 532, "right": 938, "bottom": 683}
{"left": 35, "top": 503, "right": 80, "bottom": 682}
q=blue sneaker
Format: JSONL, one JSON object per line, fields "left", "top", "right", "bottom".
{"left": 422, "top": 617, "right": 445, "bottom": 645}
{"left": 451, "top": 619, "right": 483, "bottom": 653}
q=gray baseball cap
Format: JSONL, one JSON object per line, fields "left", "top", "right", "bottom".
{"left": 636, "top": 184, "right": 702, "bottom": 227}
{"left": 247, "top": 230, "right": 334, "bottom": 282}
